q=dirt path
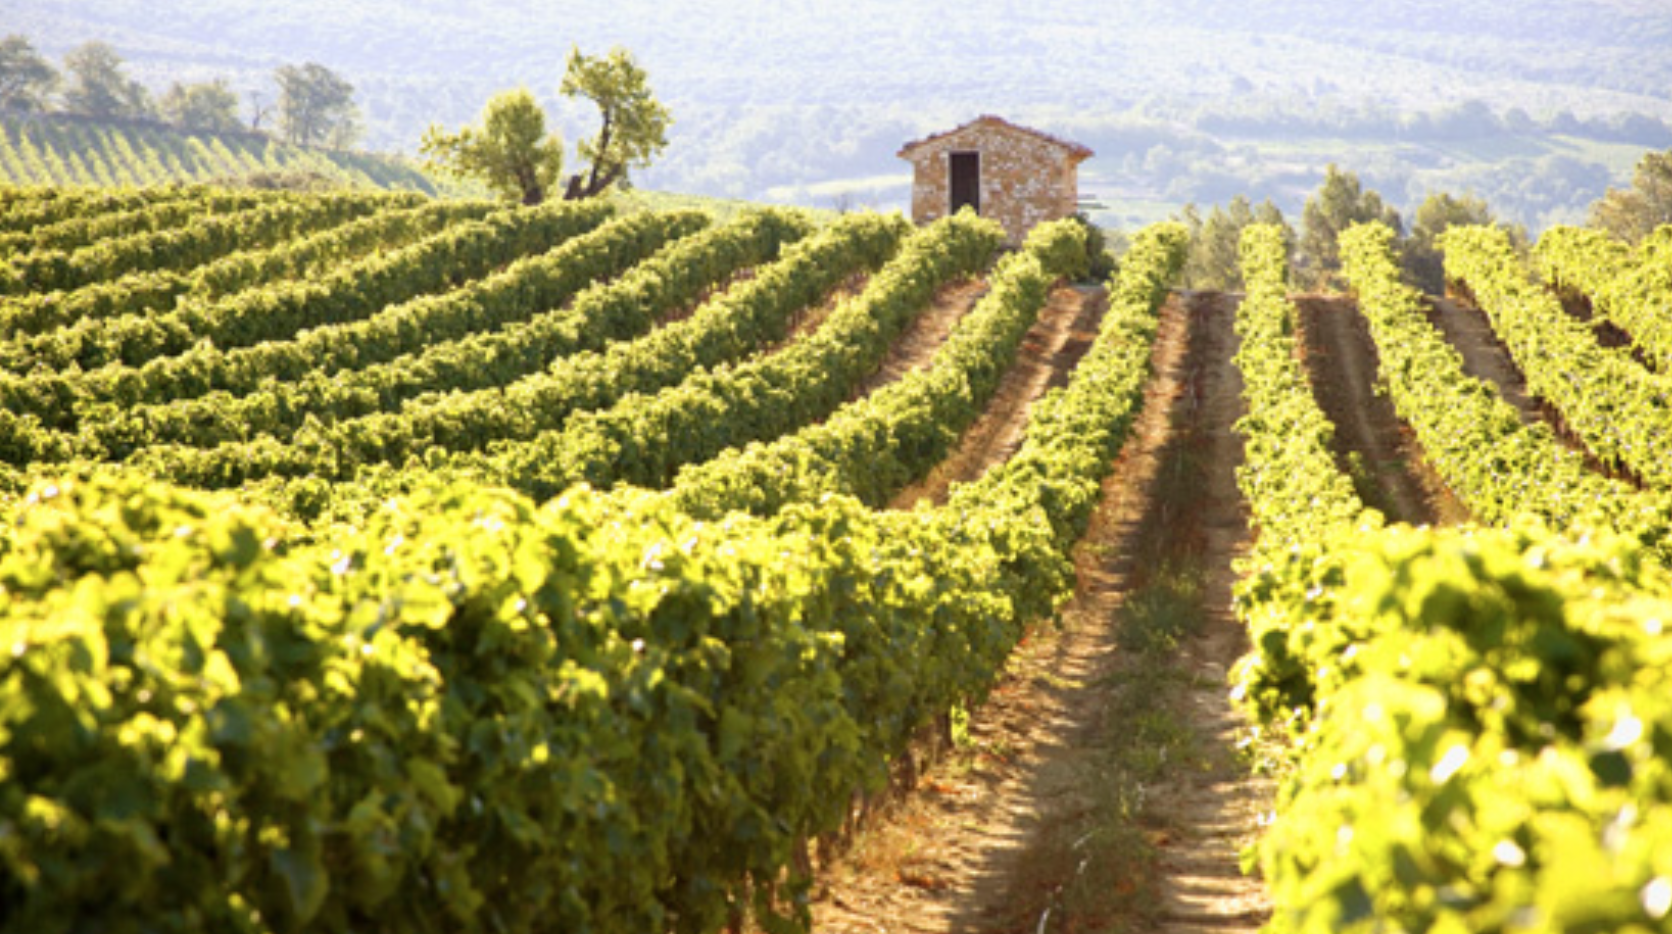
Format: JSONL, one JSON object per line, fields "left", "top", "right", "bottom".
{"left": 890, "top": 284, "right": 1104, "bottom": 509}
{"left": 852, "top": 279, "right": 987, "bottom": 400}
{"left": 1424, "top": 297, "right": 1544, "bottom": 426}
{"left": 1134, "top": 293, "right": 1268, "bottom": 934}
{"left": 1295, "top": 296, "right": 1468, "bottom": 527}
{"left": 655, "top": 268, "right": 757, "bottom": 328}
{"left": 770, "top": 273, "right": 872, "bottom": 350}
{"left": 811, "top": 291, "right": 1270, "bottom": 933}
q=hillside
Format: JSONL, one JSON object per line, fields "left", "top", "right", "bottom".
{"left": 5, "top": 182, "right": 1672, "bottom": 932}
{"left": 10, "top": 0, "right": 1672, "bottom": 230}
{"left": 0, "top": 112, "right": 457, "bottom": 193}
{"left": 17, "top": 0, "right": 1672, "bottom": 123}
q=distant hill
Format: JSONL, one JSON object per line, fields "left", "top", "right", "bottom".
{"left": 0, "top": 112, "right": 459, "bottom": 194}
{"left": 11, "top": 0, "right": 1672, "bottom": 229}
{"left": 16, "top": 0, "right": 1671, "bottom": 138}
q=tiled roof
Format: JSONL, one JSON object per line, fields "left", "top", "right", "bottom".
{"left": 897, "top": 115, "right": 1094, "bottom": 162}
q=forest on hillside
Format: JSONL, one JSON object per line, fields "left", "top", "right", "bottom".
{"left": 8, "top": 0, "right": 1672, "bottom": 230}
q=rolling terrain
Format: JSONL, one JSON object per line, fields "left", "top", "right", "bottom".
{"left": 10, "top": 0, "right": 1672, "bottom": 228}
{"left": 2, "top": 183, "right": 1672, "bottom": 932}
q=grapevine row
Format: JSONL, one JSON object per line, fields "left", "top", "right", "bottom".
{"left": 0, "top": 188, "right": 280, "bottom": 256}
{"left": 1232, "top": 223, "right": 1371, "bottom": 554}
{"left": 1537, "top": 224, "right": 1672, "bottom": 374}
{"left": 1240, "top": 521, "right": 1672, "bottom": 930}
{"left": 0, "top": 116, "right": 439, "bottom": 192}
{"left": 1228, "top": 223, "right": 1672, "bottom": 932}
{"left": 938, "top": 221, "right": 1188, "bottom": 577}
{"left": 1225, "top": 224, "right": 1375, "bottom": 727}
{"left": 132, "top": 211, "right": 911, "bottom": 487}
{"left": 1243, "top": 218, "right": 1660, "bottom": 733}
{"left": 1341, "top": 222, "right": 1670, "bottom": 552}
{"left": 0, "top": 222, "right": 1186, "bottom": 934}
{"left": 1443, "top": 225, "right": 1672, "bottom": 491}
{"left": 0, "top": 198, "right": 497, "bottom": 343}
{"left": 462, "top": 211, "right": 1003, "bottom": 500}
{"left": 91, "top": 207, "right": 693, "bottom": 459}
{"left": 0, "top": 199, "right": 614, "bottom": 431}
{"left": 0, "top": 189, "right": 422, "bottom": 296}
{"left": 666, "top": 216, "right": 1087, "bottom": 518}
{"left": 89, "top": 209, "right": 808, "bottom": 454}
{"left": 0, "top": 183, "right": 210, "bottom": 234}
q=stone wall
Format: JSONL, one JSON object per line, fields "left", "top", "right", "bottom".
{"left": 903, "top": 122, "right": 1082, "bottom": 247}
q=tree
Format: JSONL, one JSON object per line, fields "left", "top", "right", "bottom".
{"left": 274, "top": 63, "right": 359, "bottom": 148}
{"left": 1589, "top": 149, "right": 1672, "bottom": 244}
{"left": 421, "top": 88, "right": 565, "bottom": 205}
{"left": 559, "top": 46, "right": 670, "bottom": 200}
{"left": 1402, "top": 192, "right": 1524, "bottom": 295}
{"left": 0, "top": 34, "right": 57, "bottom": 113}
{"left": 1299, "top": 164, "right": 1402, "bottom": 290}
{"left": 1183, "top": 200, "right": 1240, "bottom": 290}
{"left": 159, "top": 79, "right": 241, "bottom": 133}
{"left": 1253, "top": 199, "right": 1294, "bottom": 254}
{"left": 62, "top": 41, "right": 151, "bottom": 119}
{"left": 1178, "top": 195, "right": 1292, "bottom": 290}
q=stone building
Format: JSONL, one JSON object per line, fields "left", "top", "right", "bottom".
{"left": 897, "top": 115, "right": 1093, "bottom": 246}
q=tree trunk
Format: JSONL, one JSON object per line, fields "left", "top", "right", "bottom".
{"left": 563, "top": 162, "right": 623, "bottom": 201}
{"left": 563, "top": 112, "right": 621, "bottom": 200}
{"left": 517, "top": 164, "right": 543, "bottom": 205}
{"left": 584, "top": 116, "right": 614, "bottom": 194}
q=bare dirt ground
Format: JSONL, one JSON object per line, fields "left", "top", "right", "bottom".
{"left": 852, "top": 279, "right": 988, "bottom": 400}
{"left": 1423, "top": 296, "right": 1544, "bottom": 426}
{"left": 1131, "top": 293, "right": 1268, "bottom": 934}
{"left": 890, "top": 284, "right": 1105, "bottom": 509}
{"left": 655, "top": 268, "right": 758, "bottom": 328}
{"left": 1294, "top": 296, "right": 1468, "bottom": 527}
{"left": 811, "top": 291, "right": 1270, "bottom": 934}
{"left": 770, "top": 273, "right": 873, "bottom": 350}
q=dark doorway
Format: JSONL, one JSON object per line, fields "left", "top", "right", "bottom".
{"left": 950, "top": 151, "right": 980, "bottom": 214}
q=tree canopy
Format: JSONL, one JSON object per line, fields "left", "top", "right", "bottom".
{"left": 159, "top": 79, "right": 241, "bottom": 133}
{"left": 1402, "top": 192, "right": 1526, "bottom": 294}
{"left": 420, "top": 88, "right": 565, "bottom": 205}
{"left": 423, "top": 48, "right": 670, "bottom": 205}
{"left": 0, "top": 34, "right": 57, "bottom": 113}
{"left": 1589, "top": 149, "right": 1672, "bottom": 243}
{"left": 1178, "top": 195, "right": 1291, "bottom": 290}
{"left": 275, "top": 62, "right": 360, "bottom": 148}
{"left": 62, "top": 41, "right": 151, "bottom": 120}
{"left": 1299, "top": 164, "right": 1402, "bottom": 290}
{"left": 560, "top": 46, "right": 671, "bottom": 200}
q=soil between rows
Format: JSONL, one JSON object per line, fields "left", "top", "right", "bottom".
{"left": 1424, "top": 295, "right": 1544, "bottom": 426}
{"left": 891, "top": 283, "right": 1105, "bottom": 509}
{"left": 810, "top": 290, "right": 1270, "bottom": 933}
{"left": 852, "top": 279, "right": 989, "bottom": 402}
{"left": 800, "top": 280, "right": 1658, "bottom": 931}
{"left": 1293, "top": 295, "right": 1467, "bottom": 527}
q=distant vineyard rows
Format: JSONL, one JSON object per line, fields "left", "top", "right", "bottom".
{"left": 0, "top": 113, "right": 450, "bottom": 193}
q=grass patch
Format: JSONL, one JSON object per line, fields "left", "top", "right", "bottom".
{"left": 1115, "top": 572, "right": 1199, "bottom": 655}
{"left": 1027, "top": 562, "right": 1210, "bottom": 932}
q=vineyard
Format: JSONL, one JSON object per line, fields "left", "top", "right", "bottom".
{"left": 0, "top": 113, "right": 454, "bottom": 193}
{"left": 2, "top": 181, "right": 1672, "bottom": 934}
